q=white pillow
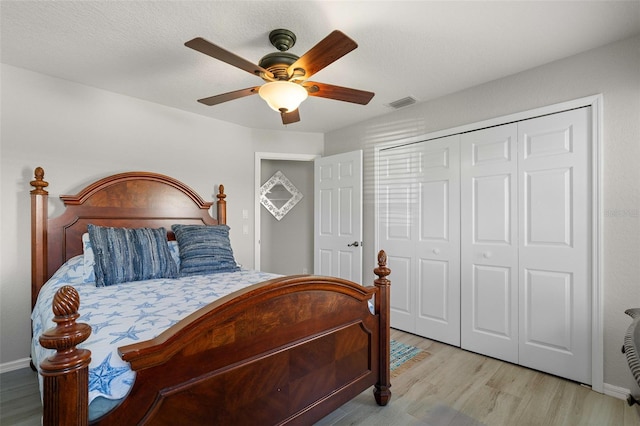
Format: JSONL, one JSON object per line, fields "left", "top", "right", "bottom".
{"left": 82, "top": 232, "right": 95, "bottom": 282}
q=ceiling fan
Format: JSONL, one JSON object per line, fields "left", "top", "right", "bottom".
{"left": 185, "top": 29, "right": 375, "bottom": 125}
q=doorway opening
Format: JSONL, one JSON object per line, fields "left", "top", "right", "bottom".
{"left": 254, "top": 153, "right": 318, "bottom": 273}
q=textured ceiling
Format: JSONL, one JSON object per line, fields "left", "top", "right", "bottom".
{"left": 2, "top": 1, "right": 639, "bottom": 133}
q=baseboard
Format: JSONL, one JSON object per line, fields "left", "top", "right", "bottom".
{"left": 0, "top": 357, "right": 31, "bottom": 374}
{"left": 603, "top": 382, "right": 631, "bottom": 400}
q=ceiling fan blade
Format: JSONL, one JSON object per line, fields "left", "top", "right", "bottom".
{"left": 186, "top": 37, "right": 274, "bottom": 79}
{"left": 287, "top": 30, "right": 357, "bottom": 80}
{"left": 197, "top": 87, "right": 260, "bottom": 106}
{"left": 281, "top": 109, "right": 300, "bottom": 125}
{"left": 303, "top": 82, "right": 375, "bottom": 105}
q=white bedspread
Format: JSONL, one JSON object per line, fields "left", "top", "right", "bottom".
{"left": 31, "top": 255, "right": 279, "bottom": 405}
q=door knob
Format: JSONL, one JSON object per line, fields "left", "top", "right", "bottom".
{"left": 347, "top": 241, "right": 360, "bottom": 247}
{"left": 433, "top": 248, "right": 441, "bottom": 255}
{"left": 483, "top": 251, "right": 492, "bottom": 259}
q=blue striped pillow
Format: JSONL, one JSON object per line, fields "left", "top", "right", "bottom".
{"left": 88, "top": 224, "right": 178, "bottom": 287}
{"left": 171, "top": 224, "right": 240, "bottom": 276}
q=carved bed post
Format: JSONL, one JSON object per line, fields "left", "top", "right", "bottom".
{"left": 31, "top": 167, "right": 49, "bottom": 309}
{"left": 39, "top": 286, "right": 92, "bottom": 426}
{"left": 217, "top": 185, "right": 227, "bottom": 225}
{"left": 373, "top": 250, "right": 392, "bottom": 406}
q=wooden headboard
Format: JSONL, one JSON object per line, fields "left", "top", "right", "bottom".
{"left": 30, "top": 167, "right": 227, "bottom": 308}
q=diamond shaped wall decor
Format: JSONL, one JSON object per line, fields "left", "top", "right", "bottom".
{"left": 260, "top": 171, "right": 303, "bottom": 221}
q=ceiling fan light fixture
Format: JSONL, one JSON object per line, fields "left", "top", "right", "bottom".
{"left": 259, "top": 81, "right": 308, "bottom": 113}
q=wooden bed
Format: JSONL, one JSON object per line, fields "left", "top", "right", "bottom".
{"left": 30, "top": 167, "right": 391, "bottom": 426}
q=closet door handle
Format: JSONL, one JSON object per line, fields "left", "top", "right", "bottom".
{"left": 483, "top": 251, "right": 492, "bottom": 259}
{"left": 433, "top": 248, "right": 441, "bottom": 255}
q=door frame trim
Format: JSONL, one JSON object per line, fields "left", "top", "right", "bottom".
{"left": 374, "top": 94, "right": 603, "bottom": 392}
{"left": 254, "top": 152, "right": 319, "bottom": 271}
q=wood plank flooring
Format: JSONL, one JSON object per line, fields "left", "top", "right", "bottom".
{"left": 1, "top": 329, "right": 638, "bottom": 425}
{"left": 0, "top": 366, "right": 41, "bottom": 426}
{"left": 317, "top": 330, "right": 640, "bottom": 425}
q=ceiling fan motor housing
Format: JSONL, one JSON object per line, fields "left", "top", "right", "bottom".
{"left": 260, "top": 29, "right": 300, "bottom": 81}
{"left": 259, "top": 52, "right": 299, "bottom": 80}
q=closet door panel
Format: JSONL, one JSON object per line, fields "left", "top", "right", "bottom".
{"left": 523, "top": 269, "right": 573, "bottom": 349}
{"left": 472, "top": 174, "right": 512, "bottom": 244}
{"left": 420, "top": 180, "right": 449, "bottom": 240}
{"left": 418, "top": 259, "right": 449, "bottom": 320}
{"left": 415, "top": 136, "right": 460, "bottom": 346}
{"left": 525, "top": 168, "right": 572, "bottom": 245}
{"left": 378, "top": 146, "right": 418, "bottom": 332}
{"left": 518, "top": 107, "right": 592, "bottom": 384}
{"left": 471, "top": 265, "right": 513, "bottom": 337}
{"left": 386, "top": 254, "right": 413, "bottom": 331}
{"left": 461, "top": 124, "right": 518, "bottom": 363}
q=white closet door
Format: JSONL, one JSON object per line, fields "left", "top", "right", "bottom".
{"left": 414, "top": 136, "right": 461, "bottom": 345}
{"left": 379, "top": 138, "right": 461, "bottom": 345}
{"left": 378, "top": 144, "right": 419, "bottom": 332}
{"left": 461, "top": 124, "right": 519, "bottom": 363}
{"left": 518, "top": 108, "right": 592, "bottom": 384}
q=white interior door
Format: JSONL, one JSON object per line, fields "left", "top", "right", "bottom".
{"left": 461, "top": 123, "right": 519, "bottom": 363}
{"left": 378, "top": 137, "right": 461, "bottom": 345}
{"left": 414, "top": 136, "right": 461, "bottom": 345}
{"left": 517, "top": 108, "right": 592, "bottom": 384}
{"left": 378, "top": 145, "right": 418, "bottom": 331}
{"left": 314, "top": 150, "right": 363, "bottom": 283}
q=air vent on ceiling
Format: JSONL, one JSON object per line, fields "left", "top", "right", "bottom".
{"left": 387, "top": 96, "right": 417, "bottom": 109}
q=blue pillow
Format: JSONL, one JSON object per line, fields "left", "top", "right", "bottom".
{"left": 82, "top": 233, "right": 180, "bottom": 283}
{"left": 171, "top": 224, "right": 240, "bottom": 276}
{"left": 88, "top": 224, "right": 178, "bottom": 287}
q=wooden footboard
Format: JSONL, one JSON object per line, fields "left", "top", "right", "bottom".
{"left": 39, "top": 252, "right": 391, "bottom": 425}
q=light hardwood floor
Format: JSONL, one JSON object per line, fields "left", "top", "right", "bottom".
{"left": 1, "top": 329, "right": 638, "bottom": 425}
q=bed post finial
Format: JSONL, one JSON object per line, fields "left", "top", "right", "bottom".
{"left": 374, "top": 250, "right": 390, "bottom": 280}
{"left": 30, "top": 166, "right": 49, "bottom": 195}
{"left": 39, "top": 285, "right": 92, "bottom": 426}
{"left": 217, "top": 184, "right": 227, "bottom": 225}
{"left": 373, "top": 249, "right": 392, "bottom": 406}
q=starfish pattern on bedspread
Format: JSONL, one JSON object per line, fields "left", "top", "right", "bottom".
{"left": 129, "top": 309, "right": 162, "bottom": 322}
{"left": 89, "top": 353, "right": 130, "bottom": 395}
{"left": 81, "top": 311, "right": 99, "bottom": 322}
{"left": 91, "top": 320, "right": 118, "bottom": 334}
{"left": 154, "top": 292, "right": 173, "bottom": 301}
{"left": 109, "top": 325, "right": 149, "bottom": 344}
{"left": 31, "top": 255, "right": 281, "bottom": 405}
{"left": 82, "top": 301, "right": 103, "bottom": 310}
{"left": 144, "top": 318, "right": 163, "bottom": 326}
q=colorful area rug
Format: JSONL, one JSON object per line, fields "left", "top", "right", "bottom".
{"left": 390, "top": 339, "right": 429, "bottom": 377}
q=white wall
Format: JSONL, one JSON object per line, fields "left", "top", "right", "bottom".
{"left": 0, "top": 64, "right": 323, "bottom": 367}
{"left": 325, "top": 34, "right": 640, "bottom": 390}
